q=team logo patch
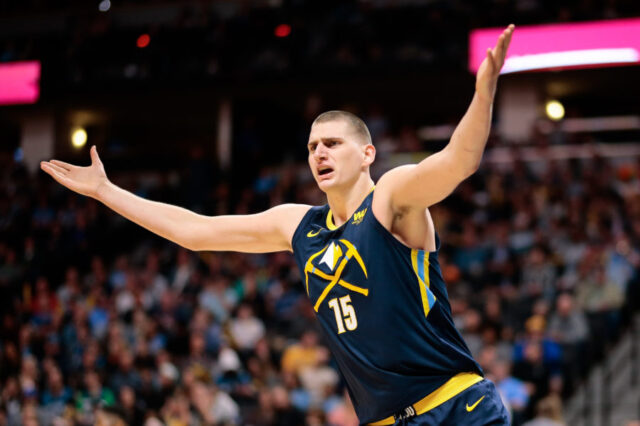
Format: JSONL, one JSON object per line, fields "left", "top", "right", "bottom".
{"left": 352, "top": 208, "right": 367, "bottom": 225}
{"left": 303, "top": 239, "right": 369, "bottom": 311}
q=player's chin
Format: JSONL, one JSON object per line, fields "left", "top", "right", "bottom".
{"left": 316, "top": 176, "right": 337, "bottom": 192}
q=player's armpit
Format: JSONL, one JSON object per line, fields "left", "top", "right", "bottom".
{"left": 185, "top": 203, "right": 312, "bottom": 253}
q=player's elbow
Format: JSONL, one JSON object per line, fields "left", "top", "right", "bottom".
{"left": 462, "top": 158, "right": 481, "bottom": 178}
{"left": 180, "top": 239, "right": 203, "bottom": 252}
{"left": 174, "top": 225, "right": 211, "bottom": 252}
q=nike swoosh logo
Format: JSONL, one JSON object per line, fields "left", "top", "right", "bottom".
{"left": 307, "top": 229, "right": 322, "bottom": 237}
{"left": 466, "top": 395, "right": 485, "bottom": 412}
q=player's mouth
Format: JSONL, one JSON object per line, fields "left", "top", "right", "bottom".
{"left": 317, "top": 167, "right": 334, "bottom": 180}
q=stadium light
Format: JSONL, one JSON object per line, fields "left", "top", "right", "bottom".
{"left": 545, "top": 100, "right": 565, "bottom": 121}
{"left": 71, "top": 128, "right": 88, "bottom": 148}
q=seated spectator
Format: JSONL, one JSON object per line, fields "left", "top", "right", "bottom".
{"left": 74, "top": 371, "right": 116, "bottom": 426}
{"left": 513, "top": 315, "right": 563, "bottom": 414}
{"left": 576, "top": 261, "right": 624, "bottom": 351}
{"left": 520, "top": 245, "right": 557, "bottom": 304}
{"left": 492, "top": 359, "right": 529, "bottom": 425}
{"left": 118, "top": 385, "right": 146, "bottom": 426}
{"left": 30, "top": 276, "right": 59, "bottom": 326}
{"left": 229, "top": 303, "right": 266, "bottom": 356}
{"left": 298, "top": 346, "right": 340, "bottom": 409}
{"left": 95, "top": 404, "right": 127, "bottom": 426}
{"left": 189, "top": 380, "right": 239, "bottom": 425}
{"left": 40, "top": 365, "right": 72, "bottom": 419}
{"left": 270, "top": 385, "right": 306, "bottom": 426}
{"left": 281, "top": 330, "right": 323, "bottom": 375}
{"left": 160, "top": 388, "right": 198, "bottom": 426}
{"left": 521, "top": 395, "right": 565, "bottom": 426}
{"left": 547, "top": 292, "right": 589, "bottom": 391}
{"left": 108, "top": 349, "right": 142, "bottom": 394}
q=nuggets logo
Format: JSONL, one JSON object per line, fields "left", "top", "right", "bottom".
{"left": 304, "top": 239, "right": 368, "bottom": 311}
{"left": 352, "top": 208, "right": 367, "bottom": 225}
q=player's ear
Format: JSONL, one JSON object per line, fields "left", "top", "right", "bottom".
{"left": 363, "top": 144, "right": 376, "bottom": 167}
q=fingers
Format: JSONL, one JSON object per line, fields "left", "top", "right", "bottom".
{"left": 41, "top": 163, "right": 71, "bottom": 186}
{"left": 90, "top": 145, "right": 102, "bottom": 165}
{"left": 486, "top": 47, "right": 496, "bottom": 70}
{"left": 493, "top": 33, "right": 507, "bottom": 61}
{"left": 50, "top": 159, "right": 74, "bottom": 171}
{"left": 490, "top": 24, "right": 514, "bottom": 69}
{"left": 501, "top": 24, "right": 515, "bottom": 56}
{"left": 43, "top": 162, "right": 68, "bottom": 176}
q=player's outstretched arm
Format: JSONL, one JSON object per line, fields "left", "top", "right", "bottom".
{"left": 41, "top": 146, "right": 311, "bottom": 253}
{"left": 377, "top": 24, "right": 514, "bottom": 211}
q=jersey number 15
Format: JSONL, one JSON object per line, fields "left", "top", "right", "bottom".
{"left": 328, "top": 295, "right": 358, "bottom": 334}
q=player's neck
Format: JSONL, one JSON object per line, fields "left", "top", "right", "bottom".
{"left": 326, "top": 175, "right": 374, "bottom": 227}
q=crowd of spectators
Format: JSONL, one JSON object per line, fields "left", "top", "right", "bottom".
{"left": 1, "top": 110, "right": 640, "bottom": 425}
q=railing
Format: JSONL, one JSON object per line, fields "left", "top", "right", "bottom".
{"left": 568, "top": 315, "right": 640, "bottom": 426}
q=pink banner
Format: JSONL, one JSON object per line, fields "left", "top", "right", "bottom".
{"left": 0, "top": 61, "right": 41, "bottom": 105}
{"left": 469, "top": 18, "right": 640, "bottom": 73}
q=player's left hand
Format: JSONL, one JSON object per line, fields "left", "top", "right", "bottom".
{"left": 475, "top": 24, "right": 515, "bottom": 103}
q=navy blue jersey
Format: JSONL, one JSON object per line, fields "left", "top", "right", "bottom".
{"left": 291, "top": 190, "right": 483, "bottom": 423}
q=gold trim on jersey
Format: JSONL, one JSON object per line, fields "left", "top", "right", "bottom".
{"left": 325, "top": 186, "right": 376, "bottom": 231}
{"left": 368, "top": 373, "right": 484, "bottom": 425}
{"left": 326, "top": 209, "right": 338, "bottom": 230}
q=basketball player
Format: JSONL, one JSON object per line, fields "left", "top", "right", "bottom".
{"left": 42, "top": 25, "right": 515, "bottom": 425}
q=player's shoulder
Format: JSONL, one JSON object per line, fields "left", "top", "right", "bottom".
{"left": 374, "top": 165, "right": 417, "bottom": 196}
{"left": 268, "top": 203, "right": 315, "bottom": 225}
{"left": 372, "top": 165, "right": 416, "bottom": 214}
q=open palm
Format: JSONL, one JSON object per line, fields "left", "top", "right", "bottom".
{"left": 40, "top": 146, "right": 108, "bottom": 198}
{"left": 476, "top": 24, "right": 515, "bottom": 102}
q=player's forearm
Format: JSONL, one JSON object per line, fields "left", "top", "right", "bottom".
{"left": 96, "top": 180, "right": 204, "bottom": 249}
{"left": 446, "top": 91, "right": 493, "bottom": 178}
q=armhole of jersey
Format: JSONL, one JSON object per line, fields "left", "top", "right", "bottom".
{"left": 369, "top": 208, "right": 441, "bottom": 256}
{"left": 290, "top": 206, "right": 323, "bottom": 253}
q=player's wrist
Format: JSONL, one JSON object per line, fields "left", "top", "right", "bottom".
{"left": 93, "top": 178, "right": 112, "bottom": 201}
{"left": 473, "top": 87, "right": 495, "bottom": 106}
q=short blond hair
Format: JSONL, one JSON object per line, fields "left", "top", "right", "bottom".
{"left": 312, "top": 110, "right": 372, "bottom": 145}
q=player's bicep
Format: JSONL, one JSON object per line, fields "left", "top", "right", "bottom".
{"left": 187, "top": 204, "right": 311, "bottom": 253}
{"left": 379, "top": 148, "right": 466, "bottom": 211}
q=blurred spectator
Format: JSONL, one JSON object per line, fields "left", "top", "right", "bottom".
{"left": 190, "top": 380, "right": 239, "bottom": 425}
{"left": 492, "top": 359, "right": 530, "bottom": 425}
{"left": 298, "top": 346, "right": 340, "bottom": 408}
{"left": 40, "top": 365, "right": 72, "bottom": 420}
{"left": 521, "top": 395, "right": 565, "bottom": 426}
{"left": 547, "top": 293, "right": 589, "bottom": 391}
{"left": 281, "top": 330, "right": 323, "bottom": 375}
{"left": 513, "top": 315, "right": 562, "bottom": 411}
{"left": 74, "top": 371, "right": 116, "bottom": 425}
{"left": 270, "top": 385, "right": 306, "bottom": 426}
{"left": 520, "top": 245, "right": 557, "bottom": 303}
{"left": 230, "top": 303, "right": 266, "bottom": 356}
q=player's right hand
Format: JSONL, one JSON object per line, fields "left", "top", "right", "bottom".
{"left": 40, "top": 145, "right": 109, "bottom": 199}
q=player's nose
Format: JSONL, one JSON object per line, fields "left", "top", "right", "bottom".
{"left": 313, "top": 144, "right": 328, "bottom": 160}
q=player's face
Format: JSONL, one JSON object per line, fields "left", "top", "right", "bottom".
{"left": 307, "top": 120, "right": 368, "bottom": 192}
